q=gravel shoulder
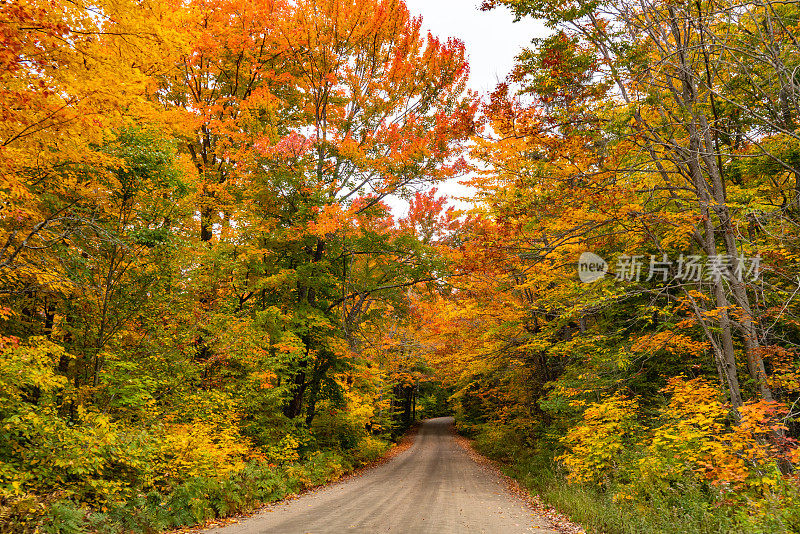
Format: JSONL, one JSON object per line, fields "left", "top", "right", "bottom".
{"left": 204, "top": 417, "right": 558, "bottom": 534}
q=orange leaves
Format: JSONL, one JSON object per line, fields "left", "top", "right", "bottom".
{"left": 0, "top": 1, "right": 178, "bottom": 293}
{"left": 168, "top": 0, "right": 475, "bottom": 246}
{"left": 630, "top": 331, "right": 709, "bottom": 358}
{"left": 255, "top": 370, "right": 278, "bottom": 389}
{"left": 399, "top": 188, "right": 458, "bottom": 244}
{"left": 764, "top": 346, "right": 800, "bottom": 393}
{"left": 282, "top": 0, "right": 474, "bottom": 189}
{"left": 640, "top": 377, "right": 796, "bottom": 492}
{"left": 305, "top": 197, "right": 394, "bottom": 238}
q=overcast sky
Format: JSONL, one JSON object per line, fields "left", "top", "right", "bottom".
{"left": 391, "top": 1, "right": 548, "bottom": 214}
{"left": 404, "top": 0, "right": 549, "bottom": 94}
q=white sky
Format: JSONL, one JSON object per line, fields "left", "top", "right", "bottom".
{"left": 393, "top": 0, "right": 549, "bottom": 214}
{"left": 404, "top": 0, "right": 549, "bottom": 94}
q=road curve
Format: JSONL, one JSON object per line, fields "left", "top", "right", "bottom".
{"left": 205, "top": 417, "right": 557, "bottom": 534}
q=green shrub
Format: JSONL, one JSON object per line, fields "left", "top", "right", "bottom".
{"left": 294, "top": 451, "right": 347, "bottom": 489}
{"left": 351, "top": 436, "right": 389, "bottom": 464}
{"left": 311, "top": 410, "right": 365, "bottom": 450}
{"left": 41, "top": 501, "right": 84, "bottom": 534}
{"left": 240, "top": 463, "right": 292, "bottom": 502}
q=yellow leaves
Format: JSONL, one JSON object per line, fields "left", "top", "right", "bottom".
{"left": 558, "top": 392, "right": 642, "bottom": 485}
{"left": 0, "top": 337, "right": 72, "bottom": 398}
{"left": 271, "top": 434, "right": 302, "bottom": 464}
{"left": 0, "top": 0, "right": 179, "bottom": 294}
{"left": 157, "top": 422, "right": 249, "bottom": 484}
{"left": 558, "top": 375, "right": 797, "bottom": 496}
{"left": 660, "top": 376, "right": 726, "bottom": 424}
{"left": 659, "top": 212, "right": 700, "bottom": 249}
{"left": 259, "top": 270, "right": 298, "bottom": 292}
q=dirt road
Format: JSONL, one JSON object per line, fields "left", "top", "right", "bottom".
{"left": 205, "top": 417, "right": 557, "bottom": 534}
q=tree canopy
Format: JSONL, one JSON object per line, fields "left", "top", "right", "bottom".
{"left": 2, "top": 0, "right": 800, "bottom": 532}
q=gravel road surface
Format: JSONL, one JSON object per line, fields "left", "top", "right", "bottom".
{"left": 204, "top": 417, "right": 557, "bottom": 534}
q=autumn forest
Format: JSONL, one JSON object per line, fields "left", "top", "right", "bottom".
{"left": 2, "top": 0, "right": 800, "bottom": 532}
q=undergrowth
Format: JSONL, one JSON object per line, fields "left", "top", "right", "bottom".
{"left": 0, "top": 436, "right": 390, "bottom": 534}
{"left": 466, "top": 423, "right": 800, "bottom": 534}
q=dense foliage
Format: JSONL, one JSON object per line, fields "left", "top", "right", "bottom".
{"left": 415, "top": 0, "right": 800, "bottom": 531}
{"left": 0, "top": 0, "right": 471, "bottom": 531}
{"left": 5, "top": 0, "right": 800, "bottom": 532}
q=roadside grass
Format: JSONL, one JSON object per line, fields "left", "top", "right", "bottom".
{"left": 467, "top": 427, "right": 796, "bottom": 534}
{"left": 510, "top": 461, "right": 741, "bottom": 534}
